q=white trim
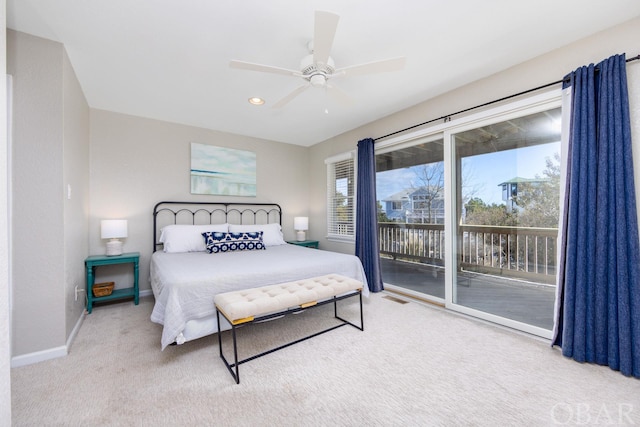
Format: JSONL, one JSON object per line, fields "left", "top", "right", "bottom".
{"left": 65, "top": 309, "right": 85, "bottom": 353}
{"left": 375, "top": 132, "right": 444, "bottom": 155}
{"left": 444, "top": 127, "right": 456, "bottom": 306}
{"left": 447, "top": 303, "right": 554, "bottom": 339}
{"left": 377, "top": 88, "right": 562, "bottom": 149}
{"left": 377, "top": 87, "right": 563, "bottom": 339}
{"left": 551, "top": 86, "right": 573, "bottom": 342}
{"left": 6, "top": 75, "right": 12, "bottom": 358}
{"left": 11, "top": 346, "right": 67, "bottom": 368}
{"left": 326, "top": 234, "right": 355, "bottom": 243}
{"left": 324, "top": 150, "right": 354, "bottom": 164}
{"left": 326, "top": 150, "right": 356, "bottom": 241}
{"left": 139, "top": 289, "right": 153, "bottom": 298}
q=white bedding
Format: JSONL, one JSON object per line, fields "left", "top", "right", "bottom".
{"left": 150, "top": 244, "right": 369, "bottom": 349}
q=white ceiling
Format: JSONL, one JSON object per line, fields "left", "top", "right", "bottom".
{"left": 7, "top": 1, "right": 640, "bottom": 147}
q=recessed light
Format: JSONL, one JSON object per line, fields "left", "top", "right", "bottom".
{"left": 248, "top": 97, "right": 265, "bottom": 106}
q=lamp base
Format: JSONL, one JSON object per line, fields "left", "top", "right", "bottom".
{"left": 296, "top": 231, "right": 306, "bottom": 241}
{"left": 106, "top": 239, "right": 123, "bottom": 256}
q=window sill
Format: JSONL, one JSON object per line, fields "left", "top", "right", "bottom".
{"left": 326, "top": 235, "right": 355, "bottom": 244}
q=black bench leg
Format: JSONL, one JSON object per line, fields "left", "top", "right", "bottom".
{"left": 231, "top": 325, "right": 240, "bottom": 384}
{"left": 217, "top": 309, "right": 241, "bottom": 384}
{"left": 333, "top": 291, "right": 364, "bottom": 331}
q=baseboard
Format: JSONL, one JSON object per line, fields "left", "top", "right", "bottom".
{"left": 11, "top": 345, "right": 67, "bottom": 368}
{"left": 139, "top": 289, "right": 153, "bottom": 298}
{"left": 11, "top": 309, "right": 86, "bottom": 368}
{"left": 66, "top": 308, "right": 86, "bottom": 353}
{"left": 11, "top": 293, "right": 153, "bottom": 368}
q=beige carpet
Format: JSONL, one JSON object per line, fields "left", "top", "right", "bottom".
{"left": 11, "top": 293, "right": 640, "bottom": 426}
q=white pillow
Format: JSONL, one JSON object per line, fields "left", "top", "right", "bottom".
{"left": 160, "top": 224, "right": 229, "bottom": 253}
{"left": 228, "top": 223, "right": 286, "bottom": 247}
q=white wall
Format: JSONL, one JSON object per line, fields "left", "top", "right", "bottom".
{"left": 88, "top": 110, "right": 310, "bottom": 291}
{"left": 0, "top": 0, "right": 12, "bottom": 422}
{"left": 7, "top": 30, "right": 66, "bottom": 356}
{"left": 62, "top": 49, "right": 90, "bottom": 340}
{"left": 309, "top": 16, "right": 640, "bottom": 255}
{"left": 7, "top": 29, "right": 90, "bottom": 362}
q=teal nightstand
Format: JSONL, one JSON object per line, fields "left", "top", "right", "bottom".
{"left": 85, "top": 252, "right": 139, "bottom": 313}
{"left": 287, "top": 240, "right": 319, "bottom": 249}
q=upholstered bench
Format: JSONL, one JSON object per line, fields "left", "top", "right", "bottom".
{"left": 215, "top": 274, "right": 364, "bottom": 384}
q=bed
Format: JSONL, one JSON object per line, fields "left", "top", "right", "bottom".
{"left": 149, "top": 201, "right": 369, "bottom": 349}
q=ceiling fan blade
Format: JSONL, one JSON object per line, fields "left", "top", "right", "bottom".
{"left": 326, "top": 83, "right": 353, "bottom": 106}
{"left": 313, "top": 11, "right": 339, "bottom": 67}
{"left": 334, "top": 56, "right": 406, "bottom": 78}
{"left": 229, "top": 60, "right": 300, "bottom": 77}
{"left": 272, "top": 84, "right": 310, "bottom": 108}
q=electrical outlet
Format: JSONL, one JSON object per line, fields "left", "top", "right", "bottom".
{"left": 75, "top": 285, "right": 85, "bottom": 301}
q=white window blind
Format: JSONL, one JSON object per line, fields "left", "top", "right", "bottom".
{"left": 326, "top": 152, "right": 355, "bottom": 240}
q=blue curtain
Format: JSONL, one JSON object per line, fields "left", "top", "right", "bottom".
{"left": 355, "top": 138, "right": 384, "bottom": 292}
{"left": 552, "top": 54, "right": 640, "bottom": 377}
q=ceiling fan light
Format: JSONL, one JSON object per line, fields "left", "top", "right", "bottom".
{"left": 309, "top": 74, "right": 326, "bottom": 87}
{"left": 248, "top": 97, "right": 265, "bottom": 105}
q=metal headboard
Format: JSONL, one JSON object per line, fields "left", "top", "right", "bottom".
{"left": 152, "top": 201, "right": 282, "bottom": 252}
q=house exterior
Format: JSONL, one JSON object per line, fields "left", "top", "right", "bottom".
{"left": 498, "top": 177, "right": 547, "bottom": 212}
{"left": 381, "top": 186, "right": 445, "bottom": 224}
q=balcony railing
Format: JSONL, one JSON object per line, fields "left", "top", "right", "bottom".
{"left": 378, "top": 222, "right": 558, "bottom": 285}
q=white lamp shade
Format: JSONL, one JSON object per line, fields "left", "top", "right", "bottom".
{"left": 101, "top": 220, "right": 128, "bottom": 239}
{"left": 294, "top": 217, "right": 309, "bottom": 231}
{"left": 294, "top": 216, "right": 308, "bottom": 242}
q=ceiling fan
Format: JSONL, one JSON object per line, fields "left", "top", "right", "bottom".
{"left": 229, "top": 11, "right": 406, "bottom": 108}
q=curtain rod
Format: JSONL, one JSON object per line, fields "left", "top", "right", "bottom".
{"left": 374, "top": 53, "right": 640, "bottom": 142}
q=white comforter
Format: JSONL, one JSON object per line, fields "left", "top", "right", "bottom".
{"left": 150, "top": 244, "right": 369, "bottom": 349}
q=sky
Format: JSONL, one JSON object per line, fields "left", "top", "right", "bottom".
{"left": 376, "top": 142, "right": 560, "bottom": 205}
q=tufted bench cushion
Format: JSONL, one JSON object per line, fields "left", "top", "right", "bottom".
{"left": 214, "top": 274, "right": 363, "bottom": 325}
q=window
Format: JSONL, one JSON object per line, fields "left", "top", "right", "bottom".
{"left": 374, "top": 89, "right": 562, "bottom": 339}
{"left": 453, "top": 105, "right": 561, "bottom": 334}
{"left": 375, "top": 135, "right": 446, "bottom": 297}
{"left": 326, "top": 152, "right": 355, "bottom": 241}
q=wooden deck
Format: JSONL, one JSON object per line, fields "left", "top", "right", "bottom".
{"left": 380, "top": 257, "right": 556, "bottom": 330}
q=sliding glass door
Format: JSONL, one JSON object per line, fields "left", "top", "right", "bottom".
{"left": 376, "top": 136, "right": 445, "bottom": 300}
{"left": 375, "top": 91, "right": 563, "bottom": 337}
{"left": 451, "top": 107, "right": 561, "bottom": 332}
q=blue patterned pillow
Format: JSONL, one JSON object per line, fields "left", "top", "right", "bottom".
{"left": 202, "top": 231, "right": 265, "bottom": 254}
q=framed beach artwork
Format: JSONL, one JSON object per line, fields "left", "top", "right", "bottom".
{"left": 190, "top": 143, "right": 257, "bottom": 196}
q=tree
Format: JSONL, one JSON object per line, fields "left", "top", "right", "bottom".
{"left": 513, "top": 152, "right": 560, "bottom": 228}
{"left": 465, "top": 199, "right": 518, "bottom": 226}
{"left": 465, "top": 197, "right": 487, "bottom": 215}
{"left": 410, "top": 162, "right": 444, "bottom": 223}
{"left": 377, "top": 200, "right": 390, "bottom": 223}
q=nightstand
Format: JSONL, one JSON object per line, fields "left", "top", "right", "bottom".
{"left": 287, "top": 240, "right": 319, "bottom": 249}
{"left": 85, "top": 252, "right": 140, "bottom": 313}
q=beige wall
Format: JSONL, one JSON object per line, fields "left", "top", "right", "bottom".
{"left": 88, "top": 110, "right": 310, "bottom": 291}
{"left": 8, "top": 30, "right": 66, "bottom": 356}
{"left": 309, "top": 16, "right": 640, "bottom": 255}
{"left": 1, "top": 0, "right": 11, "bottom": 422}
{"left": 62, "top": 49, "right": 90, "bottom": 339}
{"left": 7, "top": 30, "right": 90, "bottom": 359}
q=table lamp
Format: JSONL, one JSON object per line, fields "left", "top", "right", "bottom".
{"left": 101, "top": 219, "right": 128, "bottom": 256}
{"left": 294, "top": 217, "right": 308, "bottom": 241}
